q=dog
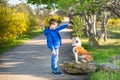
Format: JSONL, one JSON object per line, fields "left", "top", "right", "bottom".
{"left": 72, "top": 37, "right": 93, "bottom": 62}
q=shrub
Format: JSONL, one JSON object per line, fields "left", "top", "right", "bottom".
{"left": 71, "top": 16, "right": 84, "bottom": 37}
{"left": 0, "top": 6, "right": 29, "bottom": 46}
{"left": 107, "top": 18, "right": 120, "bottom": 27}
{"left": 27, "top": 15, "right": 40, "bottom": 33}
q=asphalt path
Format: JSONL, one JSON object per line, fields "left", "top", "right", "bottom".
{"left": 0, "top": 29, "right": 88, "bottom": 80}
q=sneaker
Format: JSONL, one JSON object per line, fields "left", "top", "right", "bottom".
{"left": 52, "top": 71, "right": 64, "bottom": 75}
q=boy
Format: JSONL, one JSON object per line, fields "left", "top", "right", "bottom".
{"left": 44, "top": 19, "right": 72, "bottom": 75}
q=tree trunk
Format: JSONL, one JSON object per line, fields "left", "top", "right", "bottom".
{"left": 84, "top": 13, "right": 93, "bottom": 37}
{"left": 84, "top": 13, "right": 99, "bottom": 47}
{"left": 93, "top": 14, "right": 97, "bottom": 37}
{"left": 98, "top": 11, "right": 110, "bottom": 41}
{"left": 83, "top": 24, "right": 89, "bottom": 37}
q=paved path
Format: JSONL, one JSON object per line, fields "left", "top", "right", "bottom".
{"left": 0, "top": 29, "right": 88, "bottom": 80}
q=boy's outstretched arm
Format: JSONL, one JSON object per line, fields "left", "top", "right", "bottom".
{"left": 56, "top": 23, "right": 73, "bottom": 32}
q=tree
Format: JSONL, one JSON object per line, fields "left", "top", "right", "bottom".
{"left": 56, "top": 0, "right": 104, "bottom": 46}
{"left": 26, "top": 0, "right": 102, "bottom": 46}
{"left": 26, "top": 0, "right": 120, "bottom": 46}
{"left": 26, "top": 0, "right": 120, "bottom": 17}
{"left": 57, "top": 0, "right": 120, "bottom": 46}
{"left": 14, "top": 3, "right": 40, "bottom": 32}
{"left": 27, "top": 0, "right": 58, "bottom": 9}
{"left": 106, "top": 0, "right": 120, "bottom": 17}
{"left": 33, "top": 5, "right": 52, "bottom": 30}
{"left": 15, "top": 3, "right": 33, "bottom": 15}
{"left": 26, "top": 0, "right": 61, "bottom": 30}
{"left": 0, "top": 0, "right": 7, "bottom": 6}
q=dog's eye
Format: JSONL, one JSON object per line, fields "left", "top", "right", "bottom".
{"left": 76, "top": 40, "right": 78, "bottom": 43}
{"left": 75, "top": 50, "right": 77, "bottom": 52}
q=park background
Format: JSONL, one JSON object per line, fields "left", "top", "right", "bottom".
{"left": 0, "top": 0, "right": 120, "bottom": 80}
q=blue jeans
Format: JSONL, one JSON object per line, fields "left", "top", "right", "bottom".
{"left": 51, "top": 48, "right": 59, "bottom": 72}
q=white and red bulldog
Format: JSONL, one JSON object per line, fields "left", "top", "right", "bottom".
{"left": 72, "top": 37, "right": 93, "bottom": 62}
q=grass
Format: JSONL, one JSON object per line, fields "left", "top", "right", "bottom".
{"left": 89, "top": 72, "right": 120, "bottom": 80}
{"left": 80, "top": 27, "right": 120, "bottom": 80}
{"left": 107, "top": 27, "right": 120, "bottom": 39}
{"left": 0, "top": 28, "right": 43, "bottom": 55}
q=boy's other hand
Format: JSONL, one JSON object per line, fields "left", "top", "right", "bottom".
{"left": 52, "top": 50, "right": 56, "bottom": 55}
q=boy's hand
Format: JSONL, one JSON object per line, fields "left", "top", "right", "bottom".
{"left": 52, "top": 50, "right": 56, "bottom": 55}
{"left": 68, "top": 23, "right": 73, "bottom": 28}
{"left": 68, "top": 23, "right": 73, "bottom": 26}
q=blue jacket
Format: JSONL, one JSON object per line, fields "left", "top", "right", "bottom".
{"left": 44, "top": 23, "right": 68, "bottom": 51}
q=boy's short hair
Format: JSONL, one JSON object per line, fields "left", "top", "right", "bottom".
{"left": 49, "top": 19, "right": 58, "bottom": 25}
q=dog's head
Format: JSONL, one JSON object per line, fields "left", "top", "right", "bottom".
{"left": 72, "top": 37, "right": 82, "bottom": 47}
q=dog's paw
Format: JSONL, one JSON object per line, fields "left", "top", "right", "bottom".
{"left": 75, "top": 61, "right": 81, "bottom": 63}
{"left": 81, "top": 59, "right": 87, "bottom": 63}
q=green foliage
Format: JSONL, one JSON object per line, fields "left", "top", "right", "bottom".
{"left": 27, "top": 0, "right": 59, "bottom": 7}
{"left": 77, "top": 0, "right": 107, "bottom": 12}
{"left": 27, "top": 16, "right": 40, "bottom": 33}
{"left": 26, "top": 0, "right": 110, "bottom": 13}
{"left": 71, "top": 16, "right": 84, "bottom": 37}
{"left": 27, "top": 0, "right": 42, "bottom": 4}
{"left": 57, "top": 0, "right": 77, "bottom": 10}
{"left": 56, "top": 0, "right": 108, "bottom": 13}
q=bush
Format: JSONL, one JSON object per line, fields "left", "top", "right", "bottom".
{"left": 0, "top": 6, "right": 29, "bottom": 46}
{"left": 14, "top": 3, "right": 41, "bottom": 33}
{"left": 27, "top": 15, "right": 40, "bottom": 33}
{"left": 107, "top": 18, "right": 120, "bottom": 27}
{"left": 71, "top": 16, "right": 84, "bottom": 37}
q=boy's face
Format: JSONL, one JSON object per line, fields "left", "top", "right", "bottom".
{"left": 50, "top": 22, "right": 58, "bottom": 30}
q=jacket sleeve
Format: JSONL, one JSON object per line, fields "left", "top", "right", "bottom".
{"left": 47, "top": 34, "right": 55, "bottom": 51}
{"left": 56, "top": 23, "right": 68, "bottom": 32}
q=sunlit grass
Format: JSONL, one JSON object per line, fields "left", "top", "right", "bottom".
{"left": 108, "top": 27, "right": 120, "bottom": 39}
{"left": 82, "top": 38, "right": 120, "bottom": 80}
{"left": 0, "top": 28, "right": 43, "bottom": 54}
{"left": 80, "top": 27, "right": 120, "bottom": 80}
{"left": 89, "top": 71, "right": 120, "bottom": 80}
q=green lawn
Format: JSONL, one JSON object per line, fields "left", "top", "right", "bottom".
{"left": 81, "top": 27, "right": 120, "bottom": 80}
{"left": 0, "top": 28, "right": 43, "bottom": 55}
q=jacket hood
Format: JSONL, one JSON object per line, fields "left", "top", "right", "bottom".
{"left": 43, "top": 28, "right": 50, "bottom": 36}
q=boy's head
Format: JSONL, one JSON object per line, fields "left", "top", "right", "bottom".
{"left": 49, "top": 19, "right": 58, "bottom": 30}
